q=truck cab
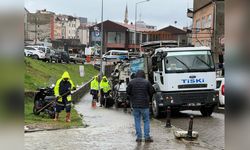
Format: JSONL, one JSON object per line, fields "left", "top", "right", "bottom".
{"left": 149, "top": 47, "right": 219, "bottom": 117}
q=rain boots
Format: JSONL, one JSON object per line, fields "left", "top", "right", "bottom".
{"left": 54, "top": 113, "right": 59, "bottom": 121}
{"left": 66, "top": 112, "right": 71, "bottom": 122}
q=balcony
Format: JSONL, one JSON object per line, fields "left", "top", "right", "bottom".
{"left": 187, "top": 8, "right": 194, "bottom": 18}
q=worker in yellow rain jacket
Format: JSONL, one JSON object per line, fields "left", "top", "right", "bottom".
{"left": 54, "top": 71, "right": 76, "bottom": 122}
{"left": 100, "top": 76, "right": 111, "bottom": 107}
{"left": 90, "top": 76, "right": 99, "bottom": 104}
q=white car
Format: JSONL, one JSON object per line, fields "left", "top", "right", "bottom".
{"left": 33, "top": 46, "right": 52, "bottom": 61}
{"left": 216, "top": 77, "right": 225, "bottom": 106}
{"left": 102, "top": 50, "right": 128, "bottom": 61}
{"left": 24, "top": 46, "right": 46, "bottom": 60}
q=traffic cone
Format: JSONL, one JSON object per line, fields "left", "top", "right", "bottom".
{"left": 92, "top": 100, "right": 96, "bottom": 108}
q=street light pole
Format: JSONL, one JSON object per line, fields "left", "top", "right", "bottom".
{"left": 100, "top": 0, "right": 104, "bottom": 77}
{"left": 134, "top": 0, "right": 150, "bottom": 52}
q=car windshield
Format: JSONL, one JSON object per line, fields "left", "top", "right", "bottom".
{"left": 25, "top": 47, "right": 35, "bottom": 50}
{"left": 165, "top": 50, "right": 215, "bottom": 73}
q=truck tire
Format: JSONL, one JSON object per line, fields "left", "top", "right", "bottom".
{"left": 151, "top": 95, "right": 162, "bottom": 118}
{"left": 200, "top": 106, "right": 215, "bottom": 117}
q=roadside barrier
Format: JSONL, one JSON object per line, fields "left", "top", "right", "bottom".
{"left": 186, "top": 115, "right": 194, "bottom": 140}
{"left": 166, "top": 106, "right": 172, "bottom": 128}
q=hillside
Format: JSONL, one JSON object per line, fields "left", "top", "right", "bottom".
{"left": 25, "top": 57, "right": 98, "bottom": 91}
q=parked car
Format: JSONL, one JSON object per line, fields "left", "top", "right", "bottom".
{"left": 102, "top": 50, "right": 128, "bottom": 61}
{"left": 216, "top": 77, "right": 225, "bottom": 106}
{"left": 48, "top": 49, "right": 59, "bottom": 63}
{"left": 24, "top": 46, "right": 45, "bottom": 60}
{"left": 69, "top": 54, "right": 85, "bottom": 64}
{"left": 56, "top": 50, "right": 70, "bottom": 63}
{"left": 33, "top": 46, "right": 52, "bottom": 61}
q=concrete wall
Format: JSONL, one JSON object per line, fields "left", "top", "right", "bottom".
{"left": 78, "top": 28, "right": 89, "bottom": 45}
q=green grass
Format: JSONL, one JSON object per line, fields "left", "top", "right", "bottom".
{"left": 25, "top": 57, "right": 98, "bottom": 91}
{"left": 25, "top": 97, "right": 83, "bottom": 128}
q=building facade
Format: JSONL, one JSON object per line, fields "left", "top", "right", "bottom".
{"left": 56, "top": 15, "right": 81, "bottom": 39}
{"left": 89, "top": 20, "right": 156, "bottom": 52}
{"left": 25, "top": 9, "right": 55, "bottom": 43}
{"left": 188, "top": 0, "right": 224, "bottom": 62}
{"left": 146, "top": 25, "right": 190, "bottom": 46}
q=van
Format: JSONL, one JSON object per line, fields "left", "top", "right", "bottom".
{"left": 102, "top": 50, "right": 128, "bottom": 60}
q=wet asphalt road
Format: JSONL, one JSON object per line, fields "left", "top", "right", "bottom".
{"left": 25, "top": 94, "right": 212, "bottom": 150}
{"left": 158, "top": 110, "right": 224, "bottom": 150}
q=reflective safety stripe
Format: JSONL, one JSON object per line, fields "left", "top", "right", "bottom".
{"left": 56, "top": 102, "right": 64, "bottom": 106}
{"left": 57, "top": 97, "right": 63, "bottom": 102}
{"left": 57, "top": 95, "right": 72, "bottom": 102}
{"left": 66, "top": 103, "right": 71, "bottom": 106}
{"left": 67, "top": 95, "right": 72, "bottom": 101}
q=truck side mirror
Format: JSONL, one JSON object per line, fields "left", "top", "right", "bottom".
{"left": 152, "top": 57, "right": 158, "bottom": 71}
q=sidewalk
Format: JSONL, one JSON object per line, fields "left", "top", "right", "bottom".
{"left": 25, "top": 94, "right": 212, "bottom": 150}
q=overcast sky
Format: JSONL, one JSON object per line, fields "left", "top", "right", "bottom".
{"left": 25, "top": 0, "right": 193, "bottom": 29}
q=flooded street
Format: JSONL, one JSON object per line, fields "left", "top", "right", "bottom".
{"left": 25, "top": 94, "right": 212, "bottom": 150}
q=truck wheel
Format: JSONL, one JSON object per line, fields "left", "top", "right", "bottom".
{"left": 200, "top": 106, "right": 215, "bottom": 117}
{"left": 152, "top": 95, "right": 161, "bottom": 118}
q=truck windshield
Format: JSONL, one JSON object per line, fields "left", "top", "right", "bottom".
{"left": 165, "top": 50, "right": 215, "bottom": 73}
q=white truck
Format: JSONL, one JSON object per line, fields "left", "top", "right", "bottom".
{"left": 144, "top": 46, "right": 219, "bottom": 117}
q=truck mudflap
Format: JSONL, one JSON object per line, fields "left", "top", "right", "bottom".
{"left": 155, "top": 90, "right": 219, "bottom": 110}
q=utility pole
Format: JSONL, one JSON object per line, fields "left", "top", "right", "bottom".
{"left": 100, "top": 0, "right": 104, "bottom": 77}
{"left": 134, "top": 0, "right": 150, "bottom": 52}
{"left": 35, "top": 14, "right": 37, "bottom": 45}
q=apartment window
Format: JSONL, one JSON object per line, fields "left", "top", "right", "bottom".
{"left": 142, "top": 34, "right": 148, "bottom": 43}
{"left": 196, "top": 19, "right": 201, "bottom": 32}
{"left": 107, "top": 32, "right": 125, "bottom": 44}
{"left": 129, "top": 32, "right": 135, "bottom": 44}
{"left": 202, "top": 16, "right": 206, "bottom": 29}
{"left": 207, "top": 14, "right": 212, "bottom": 28}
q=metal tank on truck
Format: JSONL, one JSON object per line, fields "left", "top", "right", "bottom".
{"left": 142, "top": 45, "right": 219, "bottom": 118}
{"left": 111, "top": 60, "right": 131, "bottom": 108}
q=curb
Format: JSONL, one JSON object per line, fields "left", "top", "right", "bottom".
{"left": 24, "top": 125, "right": 89, "bottom": 133}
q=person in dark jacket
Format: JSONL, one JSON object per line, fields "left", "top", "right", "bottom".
{"left": 126, "top": 70, "right": 154, "bottom": 142}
